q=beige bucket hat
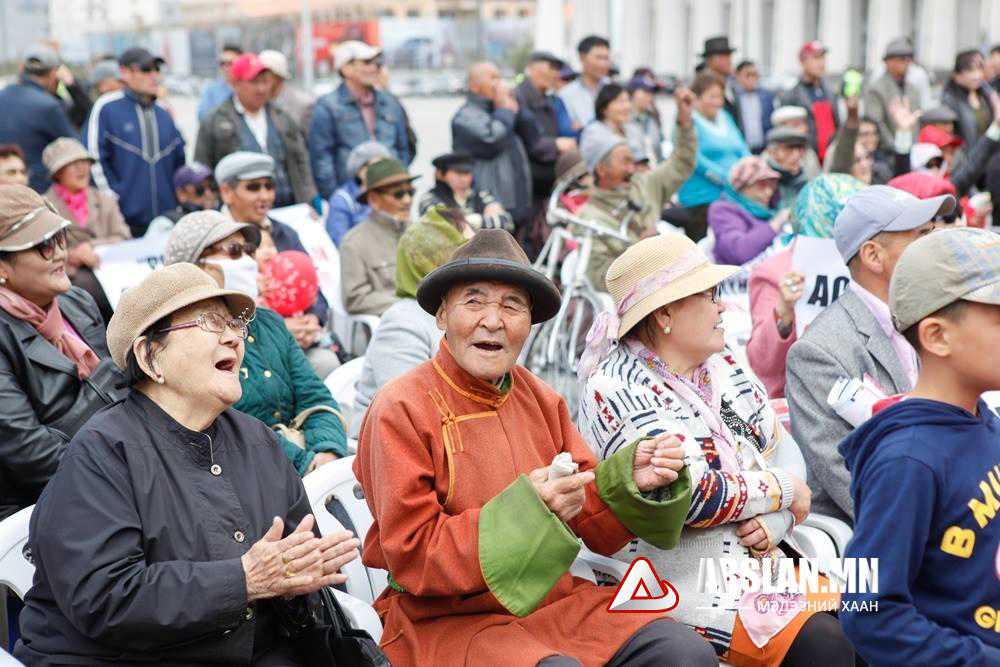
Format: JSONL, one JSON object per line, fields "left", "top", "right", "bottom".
{"left": 606, "top": 233, "right": 739, "bottom": 339}
{"left": 42, "top": 137, "right": 95, "bottom": 177}
{"left": 106, "top": 263, "right": 256, "bottom": 369}
{"left": 0, "top": 184, "right": 70, "bottom": 252}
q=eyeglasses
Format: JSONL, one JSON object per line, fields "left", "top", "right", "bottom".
{"left": 204, "top": 241, "right": 257, "bottom": 260}
{"left": 696, "top": 285, "right": 723, "bottom": 304}
{"left": 137, "top": 63, "right": 160, "bottom": 73}
{"left": 36, "top": 228, "right": 68, "bottom": 261}
{"left": 384, "top": 187, "right": 415, "bottom": 200}
{"left": 192, "top": 181, "right": 216, "bottom": 196}
{"left": 219, "top": 59, "right": 235, "bottom": 68}
{"left": 243, "top": 180, "right": 275, "bottom": 192}
{"left": 157, "top": 312, "right": 250, "bottom": 340}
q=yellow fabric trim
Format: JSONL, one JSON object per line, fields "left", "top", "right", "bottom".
{"left": 432, "top": 358, "right": 511, "bottom": 409}
{"left": 428, "top": 389, "right": 498, "bottom": 506}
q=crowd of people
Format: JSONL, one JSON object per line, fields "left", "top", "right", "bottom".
{"left": 0, "top": 27, "right": 997, "bottom": 667}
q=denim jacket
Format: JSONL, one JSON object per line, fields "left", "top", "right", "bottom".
{"left": 307, "top": 83, "right": 411, "bottom": 199}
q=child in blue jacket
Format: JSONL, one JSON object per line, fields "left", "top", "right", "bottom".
{"left": 839, "top": 227, "right": 1000, "bottom": 667}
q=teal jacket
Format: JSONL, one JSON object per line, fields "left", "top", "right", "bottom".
{"left": 233, "top": 308, "right": 347, "bottom": 474}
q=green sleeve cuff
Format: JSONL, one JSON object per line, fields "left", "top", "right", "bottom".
{"left": 278, "top": 435, "right": 310, "bottom": 476}
{"left": 478, "top": 474, "right": 581, "bottom": 617}
{"left": 596, "top": 441, "right": 692, "bottom": 550}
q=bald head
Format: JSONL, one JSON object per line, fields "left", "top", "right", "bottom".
{"left": 468, "top": 61, "right": 501, "bottom": 98}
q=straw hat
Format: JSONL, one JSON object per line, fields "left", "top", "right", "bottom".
{"left": 605, "top": 234, "right": 739, "bottom": 339}
{"left": 106, "top": 263, "right": 256, "bottom": 370}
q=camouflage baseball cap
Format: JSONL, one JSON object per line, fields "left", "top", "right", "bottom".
{"left": 889, "top": 227, "right": 1000, "bottom": 332}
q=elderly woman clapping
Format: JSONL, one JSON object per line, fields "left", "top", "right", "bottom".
{"left": 579, "top": 234, "right": 856, "bottom": 666}
{"left": 0, "top": 185, "right": 125, "bottom": 521}
{"left": 16, "top": 263, "right": 359, "bottom": 665}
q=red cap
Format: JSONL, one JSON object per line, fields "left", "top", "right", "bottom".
{"left": 887, "top": 172, "right": 957, "bottom": 200}
{"left": 918, "top": 124, "right": 963, "bottom": 149}
{"left": 798, "top": 41, "right": 827, "bottom": 60}
{"left": 230, "top": 53, "right": 268, "bottom": 82}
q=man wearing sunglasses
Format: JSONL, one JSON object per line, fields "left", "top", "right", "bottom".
{"left": 308, "top": 41, "right": 412, "bottom": 200}
{"left": 197, "top": 44, "right": 242, "bottom": 123}
{"left": 84, "top": 47, "right": 186, "bottom": 236}
{"left": 340, "top": 157, "right": 416, "bottom": 317}
{"left": 150, "top": 163, "right": 219, "bottom": 228}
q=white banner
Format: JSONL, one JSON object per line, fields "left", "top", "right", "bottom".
{"left": 93, "top": 233, "right": 169, "bottom": 309}
{"left": 792, "top": 236, "right": 851, "bottom": 337}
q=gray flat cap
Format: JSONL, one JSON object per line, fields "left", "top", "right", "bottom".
{"left": 23, "top": 44, "right": 59, "bottom": 74}
{"left": 884, "top": 37, "right": 914, "bottom": 59}
{"left": 163, "top": 210, "right": 262, "bottom": 266}
{"left": 766, "top": 127, "right": 810, "bottom": 147}
{"left": 214, "top": 151, "right": 275, "bottom": 185}
{"left": 580, "top": 122, "right": 627, "bottom": 172}
{"left": 90, "top": 59, "right": 120, "bottom": 85}
{"left": 346, "top": 141, "right": 392, "bottom": 179}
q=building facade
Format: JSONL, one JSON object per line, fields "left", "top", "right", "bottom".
{"left": 537, "top": 0, "right": 1000, "bottom": 79}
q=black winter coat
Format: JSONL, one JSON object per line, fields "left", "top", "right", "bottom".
{"left": 16, "top": 391, "right": 316, "bottom": 665}
{"left": 0, "top": 286, "right": 124, "bottom": 520}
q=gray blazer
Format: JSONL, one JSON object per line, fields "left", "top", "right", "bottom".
{"left": 350, "top": 298, "right": 442, "bottom": 438}
{"left": 785, "top": 289, "right": 914, "bottom": 524}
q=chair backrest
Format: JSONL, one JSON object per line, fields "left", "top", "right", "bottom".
{"left": 324, "top": 356, "right": 365, "bottom": 426}
{"left": 302, "top": 456, "right": 388, "bottom": 603}
{"left": 0, "top": 506, "right": 35, "bottom": 600}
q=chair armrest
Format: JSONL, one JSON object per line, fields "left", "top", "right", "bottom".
{"left": 802, "top": 513, "right": 854, "bottom": 556}
{"left": 331, "top": 588, "right": 383, "bottom": 643}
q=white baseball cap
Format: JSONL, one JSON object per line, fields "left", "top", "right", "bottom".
{"left": 334, "top": 41, "right": 382, "bottom": 72}
{"left": 258, "top": 50, "right": 291, "bottom": 80}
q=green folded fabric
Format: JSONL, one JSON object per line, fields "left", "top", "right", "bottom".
{"left": 478, "top": 474, "right": 581, "bottom": 617}
{"left": 596, "top": 440, "right": 692, "bottom": 550}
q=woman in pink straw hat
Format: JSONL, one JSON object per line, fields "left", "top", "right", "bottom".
{"left": 578, "top": 233, "right": 855, "bottom": 666}
{"left": 706, "top": 155, "right": 789, "bottom": 266}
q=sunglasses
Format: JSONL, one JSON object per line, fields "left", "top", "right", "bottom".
{"left": 243, "top": 180, "right": 275, "bottom": 192}
{"left": 219, "top": 59, "right": 235, "bottom": 68}
{"left": 382, "top": 187, "right": 415, "bottom": 200}
{"left": 136, "top": 63, "right": 160, "bottom": 73}
{"left": 36, "top": 228, "right": 68, "bottom": 261}
{"left": 204, "top": 242, "right": 257, "bottom": 260}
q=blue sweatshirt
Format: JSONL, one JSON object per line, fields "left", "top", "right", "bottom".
{"left": 838, "top": 398, "right": 1000, "bottom": 667}
{"left": 676, "top": 109, "right": 749, "bottom": 208}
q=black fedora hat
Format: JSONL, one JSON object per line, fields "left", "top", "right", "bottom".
{"left": 700, "top": 36, "right": 736, "bottom": 57}
{"left": 417, "top": 229, "right": 562, "bottom": 324}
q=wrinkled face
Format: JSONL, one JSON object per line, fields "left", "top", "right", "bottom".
{"left": 657, "top": 287, "right": 726, "bottom": 363}
{"left": 0, "top": 156, "right": 28, "bottom": 186}
{"left": 861, "top": 222, "right": 938, "bottom": 283}
{"left": 741, "top": 178, "right": 778, "bottom": 205}
{"left": 368, "top": 181, "right": 414, "bottom": 220}
{"left": 581, "top": 45, "right": 611, "bottom": 80}
{"left": 955, "top": 57, "right": 985, "bottom": 91}
{"left": 695, "top": 84, "right": 724, "bottom": 119}
{"left": 735, "top": 65, "right": 759, "bottom": 91}
{"left": 595, "top": 143, "right": 636, "bottom": 189}
{"left": 234, "top": 71, "right": 272, "bottom": 113}
{"left": 54, "top": 159, "right": 91, "bottom": 192}
{"left": 141, "top": 298, "right": 245, "bottom": 407}
{"left": 0, "top": 229, "right": 71, "bottom": 307}
{"left": 858, "top": 121, "right": 879, "bottom": 153}
{"left": 342, "top": 57, "right": 380, "bottom": 88}
{"left": 707, "top": 53, "right": 733, "bottom": 77}
{"left": 120, "top": 63, "right": 161, "bottom": 96}
{"left": 441, "top": 167, "right": 473, "bottom": 196}
{"left": 603, "top": 90, "right": 632, "bottom": 126}
{"left": 436, "top": 281, "right": 532, "bottom": 383}
{"left": 221, "top": 177, "right": 275, "bottom": 224}
{"left": 769, "top": 142, "right": 806, "bottom": 173}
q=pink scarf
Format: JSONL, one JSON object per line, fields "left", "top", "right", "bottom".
{"left": 53, "top": 183, "right": 89, "bottom": 228}
{"left": 0, "top": 287, "right": 100, "bottom": 379}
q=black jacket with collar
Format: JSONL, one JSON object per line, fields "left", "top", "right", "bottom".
{"left": 16, "top": 390, "right": 316, "bottom": 665}
{"left": 0, "top": 286, "right": 125, "bottom": 520}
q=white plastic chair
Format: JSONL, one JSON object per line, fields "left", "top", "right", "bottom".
{"left": 0, "top": 506, "right": 33, "bottom": 600}
{"left": 801, "top": 513, "right": 853, "bottom": 558}
{"left": 303, "top": 457, "right": 387, "bottom": 605}
{"left": 0, "top": 649, "right": 24, "bottom": 666}
{"left": 324, "top": 356, "right": 366, "bottom": 434}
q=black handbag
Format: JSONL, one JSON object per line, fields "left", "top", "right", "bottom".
{"left": 287, "top": 587, "right": 390, "bottom": 667}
